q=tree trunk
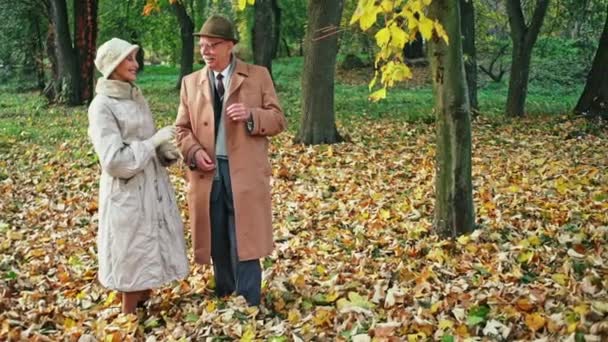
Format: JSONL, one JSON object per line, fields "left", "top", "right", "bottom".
{"left": 74, "top": 0, "right": 98, "bottom": 103}
{"left": 32, "top": 9, "right": 46, "bottom": 90}
{"left": 428, "top": 0, "right": 475, "bottom": 237}
{"left": 460, "top": 0, "right": 478, "bottom": 111}
{"left": 574, "top": 6, "right": 608, "bottom": 118}
{"left": 271, "top": 0, "right": 280, "bottom": 59}
{"left": 44, "top": 21, "right": 59, "bottom": 101}
{"left": 295, "top": 0, "right": 344, "bottom": 145}
{"left": 282, "top": 38, "right": 291, "bottom": 57}
{"left": 172, "top": 1, "right": 194, "bottom": 89}
{"left": 505, "top": 0, "right": 550, "bottom": 117}
{"left": 48, "top": 0, "right": 81, "bottom": 105}
{"left": 252, "top": 0, "right": 276, "bottom": 77}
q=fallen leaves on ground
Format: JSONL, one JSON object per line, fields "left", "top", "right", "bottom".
{"left": 0, "top": 113, "right": 607, "bottom": 341}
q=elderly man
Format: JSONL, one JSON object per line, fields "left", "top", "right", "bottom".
{"left": 175, "top": 15, "right": 286, "bottom": 306}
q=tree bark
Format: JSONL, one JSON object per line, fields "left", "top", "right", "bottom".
{"left": 428, "top": 0, "right": 475, "bottom": 237}
{"left": 48, "top": 0, "right": 81, "bottom": 105}
{"left": 252, "top": 0, "right": 277, "bottom": 77}
{"left": 43, "top": 21, "right": 59, "bottom": 101}
{"left": 172, "top": 1, "right": 194, "bottom": 89}
{"left": 460, "top": 0, "right": 478, "bottom": 111}
{"left": 505, "top": 0, "right": 550, "bottom": 117}
{"left": 74, "top": 0, "right": 98, "bottom": 103}
{"left": 271, "top": 0, "right": 280, "bottom": 59}
{"left": 574, "top": 5, "right": 608, "bottom": 118}
{"left": 32, "top": 9, "right": 46, "bottom": 90}
{"left": 295, "top": 0, "right": 344, "bottom": 145}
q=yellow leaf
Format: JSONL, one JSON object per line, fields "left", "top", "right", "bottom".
{"left": 325, "top": 291, "right": 340, "bottom": 302}
{"left": 369, "top": 88, "right": 387, "bottom": 102}
{"left": 465, "top": 243, "right": 478, "bottom": 253}
{"left": 313, "top": 308, "right": 332, "bottom": 326}
{"left": 422, "top": 0, "right": 432, "bottom": 5}
{"left": 349, "top": 0, "right": 369, "bottom": 25}
{"left": 434, "top": 21, "right": 449, "bottom": 44}
{"left": 288, "top": 309, "right": 301, "bottom": 324}
{"left": 555, "top": 179, "right": 569, "bottom": 194}
{"left": 7, "top": 230, "right": 22, "bottom": 240}
{"left": 567, "top": 321, "right": 578, "bottom": 333}
{"left": 408, "top": 332, "right": 426, "bottom": 342}
{"left": 418, "top": 16, "right": 433, "bottom": 39}
{"left": 404, "top": 9, "right": 418, "bottom": 30}
{"left": 368, "top": 71, "right": 378, "bottom": 91}
{"left": 29, "top": 248, "right": 45, "bottom": 257}
{"left": 508, "top": 184, "right": 521, "bottom": 193}
{"left": 552, "top": 273, "right": 567, "bottom": 286}
{"left": 427, "top": 247, "right": 446, "bottom": 263}
{"left": 347, "top": 291, "right": 375, "bottom": 309}
{"left": 238, "top": 0, "right": 247, "bottom": 11}
{"left": 517, "top": 250, "right": 534, "bottom": 264}
{"left": 64, "top": 318, "right": 76, "bottom": 329}
{"left": 380, "top": 209, "right": 391, "bottom": 220}
{"left": 291, "top": 274, "right": 306, "bottom": 289}
{"left": 438, "top": 319, "right": 454, "bottom": 330}
{"left": 391, "top": 63, "right": 412, "bottom": 82}
{"left": 375, "top": 27, "right": 390, "bottom": 47}
{"left": 360, "top": 3, "right": 382, "bottom": 30}
{"left": 316, "top": 265, "right": 326, "bottom": 274}
{"left": 380, "top": 0, "right": 394, "bottom": 12}
{"left": 389, "top": 24, "right": 408, "bottom": 49}
{"left": 103, "top": 292, "right": 116, "bottom": 307}
{"left": 525, "top": 313, "right": 546, "bottom": 332}
{"left": 457, "top": 235, "right": 470, "bottom": 245}
{"left": 206, "top": 300, "right": 216, "bottom": 313}
{"left": 410, "top": 0, "right": 422, "bottom": 12}
{"left": 574, "top": 304, "right": 589, "bottom": 316}
{"left": 76, "top": 290, "right": 87, "bottom": 301}
{"left": 240, "top": 325, "right": 255, "bottom": 341}
{"left": 528, "top": 235, "right": 541, "bottom": 247}
{"left": 430, "top": 301, "right": 442, "bottom": 313}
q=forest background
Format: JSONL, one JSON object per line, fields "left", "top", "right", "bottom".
{"left": 0, "top": 0, "right": 607, "bottom": 341}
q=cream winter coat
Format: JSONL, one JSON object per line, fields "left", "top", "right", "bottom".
{"left": 88, "top": 78, "right": 188, "bottom": 292}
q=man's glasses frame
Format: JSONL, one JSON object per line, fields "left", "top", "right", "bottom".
{"left": 199, "top": 40, "right": 226, "bottom": 51}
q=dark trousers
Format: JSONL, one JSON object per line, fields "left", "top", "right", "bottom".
{"left": 210, "top": 158, "right": 261, "bottom": 305}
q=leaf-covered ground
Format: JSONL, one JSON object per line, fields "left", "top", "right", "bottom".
{"left": 1, "top": 107, "right": 607, "bottom": 341}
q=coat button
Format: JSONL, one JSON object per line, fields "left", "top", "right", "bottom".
{"left": 204, "top": 121, "right": 208, "bottom": 126}
{"left": 261, "top": 128, "right": 265, "bottom": 133}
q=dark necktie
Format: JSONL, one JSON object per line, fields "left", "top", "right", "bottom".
{"left": 216, "top": 73, "right": 225, "bottom": 99}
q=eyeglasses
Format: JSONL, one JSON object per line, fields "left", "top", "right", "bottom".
{"left": 199, "top": 40, "right": 226, "bottom": 51}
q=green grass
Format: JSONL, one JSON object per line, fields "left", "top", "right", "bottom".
{"left": 0, "top": 57, "right": 583, "bottom": 149}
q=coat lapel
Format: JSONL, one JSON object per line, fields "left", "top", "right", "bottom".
{"left": 197, "top": 66, "right": 212, "bottom": 103}
{"left": 226, "top": 59, "right": 248, "bottom": 102}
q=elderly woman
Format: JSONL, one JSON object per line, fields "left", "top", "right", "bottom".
{"left": 88, "top": 38, "right": 188, "bottom": 314}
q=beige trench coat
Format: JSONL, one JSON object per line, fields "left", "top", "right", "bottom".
{"left": 175, "top": 59, "right": 286, "bottom": 265}
{"left": 88, "top": 78, "right": 189, "bottom": 292}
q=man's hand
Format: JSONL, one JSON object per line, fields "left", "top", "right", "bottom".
{"left": 226, "top": 103, "right": 251, "bottom": 122}
{"left": 194, "top": 149, "right": 215, "bottom": 171}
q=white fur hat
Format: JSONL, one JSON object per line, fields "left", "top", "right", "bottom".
{"left": 94, "top": 38, "right": 139, "bottom": 78}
